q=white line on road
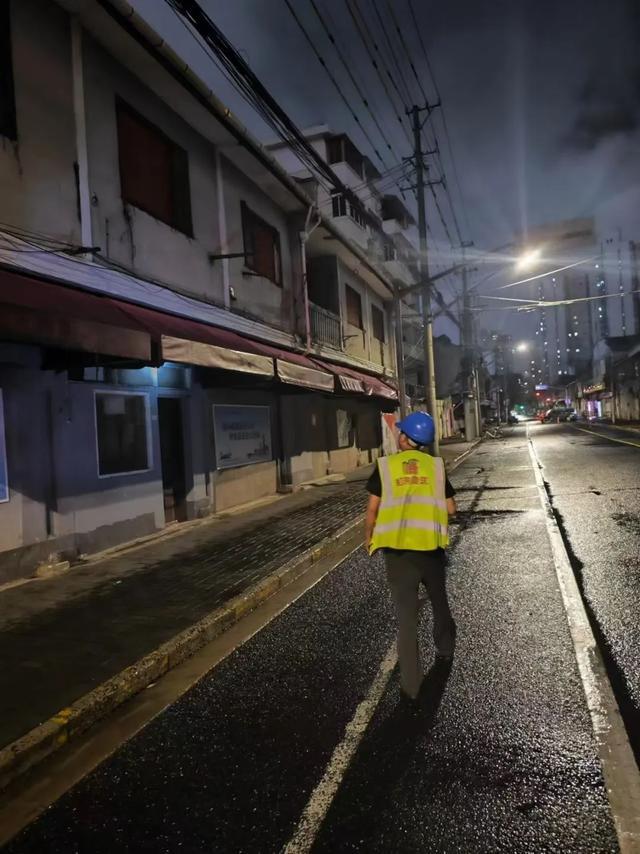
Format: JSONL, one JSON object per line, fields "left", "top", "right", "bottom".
{"left": 283, "top": 642, "right": 397, "bottom": 854}
{"left": 527, "top": 427, "right": 640, "bottom": 853}
{"left": 572, "top": 424, "right": 640, "bottom": 449}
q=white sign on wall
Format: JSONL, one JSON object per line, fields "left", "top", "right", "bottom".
{"left": 213, "top": 404, "right": 272, "bottom": 470}
{"left": 0, "top": 391, "right": 8, "bottom": 503}
{"left": 336, "top": 409, "right": 352, "bottom": 448}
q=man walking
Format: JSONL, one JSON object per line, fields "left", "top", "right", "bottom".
{"left": 365, "top": 412, "right": 457, "bottom": 700}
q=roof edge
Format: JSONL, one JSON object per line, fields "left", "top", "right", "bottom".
{"left": 94, "top": 0, "right": 393, "bottom": 296}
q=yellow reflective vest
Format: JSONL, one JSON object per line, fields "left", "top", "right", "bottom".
{"left": 369, "top": 450, "right": 449, "bottom": 554}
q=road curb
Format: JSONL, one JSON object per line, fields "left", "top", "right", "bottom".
{"left": 0, "top": 442, "right": 481, "bottom": 794}
{"left": 527, "top": 432, "right": 640, "bottom": 852}
{"left": 444, "top": 437, "right": 482, "bottom": 468}
{"left": 0, "top": 516, "right": 364, "bottom": 793}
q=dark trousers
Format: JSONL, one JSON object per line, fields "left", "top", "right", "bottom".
{"left": 384, "top": 549, "right": 456, "bottom": 697}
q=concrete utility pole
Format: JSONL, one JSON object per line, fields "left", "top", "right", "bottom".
{"left": 630, "top": 240, "right": 640, "bottom": 335}
{"left": 409, "top": 104, "right": 440, "bottom": 454}
{"left": 460, "top": 241, "right": 480, "bottom": 439}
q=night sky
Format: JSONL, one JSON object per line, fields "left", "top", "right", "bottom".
{"left": 132, "top": 0, "right": 640, "bottom": 347}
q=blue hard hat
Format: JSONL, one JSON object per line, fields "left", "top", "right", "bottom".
{"left": 396, "top": 411, "right": 435, "bottom": 446}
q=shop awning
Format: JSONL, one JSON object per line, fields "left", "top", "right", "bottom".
{"left": 311, "top": 357, "right": 398, "bottom": 400}
{"left": 115, "top": 302, "right": 275, "bottom": 377}
{"left": 117, "top": 301, "right": 334, "bottom": 390}
{"left": 0, "top": 268, "right": 153, "bottom": 361}
{"left": 275, "top": 359, "right": 334, "bottom": 392}
{"left": 0, "top": 264, "right": 333, "bottom": 391}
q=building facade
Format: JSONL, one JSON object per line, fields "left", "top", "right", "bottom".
{"left": 0, "top": 0, "right": 399, "bottom": 582}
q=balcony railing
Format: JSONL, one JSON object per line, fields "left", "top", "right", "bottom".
{"left": 310, "top": 302, "right": 342, "bottom": 349}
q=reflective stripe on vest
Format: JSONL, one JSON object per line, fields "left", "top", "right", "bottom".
{"left": 370, "top": 450, "right": 449, "bottom": 553}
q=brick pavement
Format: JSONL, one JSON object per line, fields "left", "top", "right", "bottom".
{"left": 0, "top": 443, "right": 472, "bottom": 751}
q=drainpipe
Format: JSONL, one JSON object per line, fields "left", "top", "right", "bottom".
{"left": 300, "top": 206, "right": 321, "bottom": 351}
{"left": 393, "top": 285, "right": 408, "bottom": 417}
{"left": 71, "top": 19, "right": 92, "bottom": 250}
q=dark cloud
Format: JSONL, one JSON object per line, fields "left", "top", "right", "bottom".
{"left": 566, "top": 105, "right": 638, "bottom": 150}
{"left": 564, "top": 0, "right": 640, "bottom": 149}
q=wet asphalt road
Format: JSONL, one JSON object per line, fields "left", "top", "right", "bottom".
{"left": 4, "top": 428, "right": 621, "bottom": 853}
{"left": 528, "top": 421, "right": 640, "bottom": 754}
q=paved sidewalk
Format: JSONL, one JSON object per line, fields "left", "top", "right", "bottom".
{"left": 0, "top": 442, "right": 476, "bottom": 753}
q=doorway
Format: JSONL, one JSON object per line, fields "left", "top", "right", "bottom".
{"left": 158, "top": 397, "right": 186, "bottom": 524}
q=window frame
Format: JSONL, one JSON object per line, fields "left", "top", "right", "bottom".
{"left": 345, "top": 285, "right": 364, "bottom": 330}
{"left": 0, "top": 0, "right": 17, "bottom": 141}
{"left": 331, "top": 194, "right": 348, "bottom": 218}
{"left": 241, "top": 201, "right": 282, "bottom": 286}
{"left": 371, "top": 304, "right": 386, "bottom": 343}
{"left": 0, "top": 389, "right": 9, "bottom": 503}
{"left": 93, "top": 389, "right": 152, "bottom": 480}
{"left": 116, "top": 99, "right": 193, "bottom": 237}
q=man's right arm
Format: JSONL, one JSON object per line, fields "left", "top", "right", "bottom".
{"left": 365, "top": 494, "right": 381, "bottom": 553}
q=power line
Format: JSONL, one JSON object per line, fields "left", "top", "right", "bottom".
{"left": 307, "top": 0, "right": 405, "bottom": 172}
{"left": 319, "top": 165, "right": 417, "bottom": 211}
{"left": 373, "top": 0, "right": 464, "bottom": 246}
{"left": 165, "top": 0, "right": 380, "bottom": 223}
{"left": 370, "top": 0, "right": 415, "bottom": 107}
{"left": 282, "top": 0, "right": 390, "bottom": 171}
{"left": 345, "top": 0, "right": 413, "bottom": 149}
{"left": 407, "top": 0, "right": 472, "bottom": 239}
{"left": 166, "top": 3, "right": 332, "bottom": 194}
{"left": 383, "top": 0, "right": 429, "bottom": 106}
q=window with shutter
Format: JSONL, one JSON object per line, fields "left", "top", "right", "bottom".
{"left": 0, "top": 1, "right": 17, "bottom": 141}
{"left": 116, "top": 101, "right": 192, "bottom": 235}
{"left": 372, "top": 304, "right": 385, "bottom": 342}
{"left": 346, "top": 285, "right": 363, "bottom": 329}
{"left": 241, "top": 202, "right": 282, "bottom": 285}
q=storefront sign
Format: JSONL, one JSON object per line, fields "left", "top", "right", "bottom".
{"left": 0, "top": 391, "right": 8, "bottom": 503}
{"left": 583, "top": 382, "right": 606, "bottom": 395}
{"left": 213, "top": 405, "right": 272, "bottom": 470}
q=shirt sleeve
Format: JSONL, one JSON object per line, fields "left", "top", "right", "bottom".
{"left": 366, "top": 466, "right": 382, "bottom": 497}
{"left": 445, "top": 476, "right": 455, "bottom": 498}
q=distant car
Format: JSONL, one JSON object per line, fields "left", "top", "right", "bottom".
{"left": 542, "top": 407, "right": 576, "bottom": 423}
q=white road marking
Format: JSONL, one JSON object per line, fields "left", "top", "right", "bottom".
{"left": 572, "top": 424, "right": 640, "bottom": 449}
{"left": 527, "top": 428, "right": 640, "bottom": 853}
{"left": 282, "top": 446, "right": 480, "bottom": 853}
{"left": 283, "top": 642, "right": 397, "bottom": 854}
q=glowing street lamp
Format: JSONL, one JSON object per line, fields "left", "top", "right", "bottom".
{"left": 515, "top": 247, "right": 542, "bottom": 271}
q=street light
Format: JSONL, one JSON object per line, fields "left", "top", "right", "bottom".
{"left": 395, "top": 242, "right": 541, "bottom": 441}
{"left": 515, "top": 342, "right": 529, "bottom": 352}
{"left": 515, "top": 247, "right": 542, "bottom": 271}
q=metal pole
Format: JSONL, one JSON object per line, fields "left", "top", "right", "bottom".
{"left": 411, "top": 106, "right": 439, "bottom": 454}
{"left": 393, "top": 285, "right": 408, "bottom": 417}
{"left": 461, "top": 246, "right": 481, "bottom": 436}
{"left": 473, "top": 364, "right": 482, "bottom": 435}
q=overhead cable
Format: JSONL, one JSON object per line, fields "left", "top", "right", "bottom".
{"left": 165, "top": 0, "right": 378, "bottom": 221}
{"left": 407, "top": 0, "right": 472, "bottom": 239}
{"left": 307, "top": 0, "right": 405, "bottom": 172}
{"left": 283, "top": 0, "right": 390, "bottom": 170}
{"left": 345, "top": 0, "right": 413, "bottom": 148}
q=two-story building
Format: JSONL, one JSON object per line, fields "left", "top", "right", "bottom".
{"left": 0, "top": 0, "right": 399, "bottom": 582}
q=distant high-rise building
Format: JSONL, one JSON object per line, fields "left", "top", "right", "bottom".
{"left": 520, "top": 218, "right": 597, "bottom": 383}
